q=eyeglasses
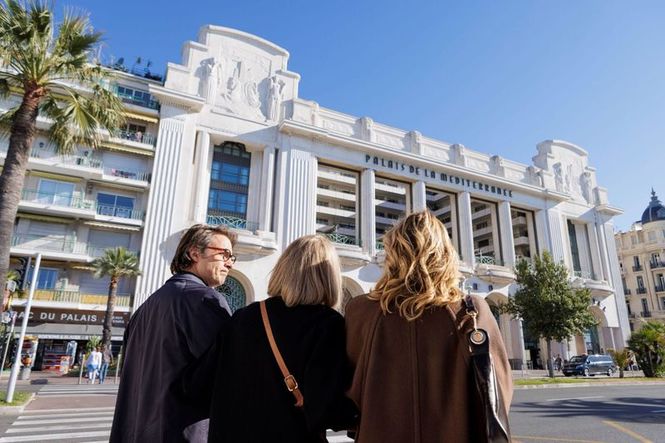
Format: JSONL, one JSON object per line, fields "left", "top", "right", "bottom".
{"left": 206, "top": 246, "right": 237, "bottom": 264}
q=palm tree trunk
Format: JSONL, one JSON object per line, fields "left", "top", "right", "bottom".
{"left": 546, "top": 339, "right": 554, "bottom": 378}
{"left": 0, "top": 87, "right": 44, "bottom": 312}
{"left": 102, "top": 276, "right": 118, "bottom": 349}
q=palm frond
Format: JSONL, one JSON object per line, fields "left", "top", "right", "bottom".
{"left": 92, "top": 247, "right": 141, "bottom": 280}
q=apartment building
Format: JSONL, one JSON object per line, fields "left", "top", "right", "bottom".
{"left": 615, "top": 190, "right": 665, "bottom": 331}
{"left": 1, "top": 70, "right": 159, "bottom": 369}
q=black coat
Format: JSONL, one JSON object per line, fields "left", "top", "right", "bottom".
{"left": 207, "top": 296, "right": 357, "bottom": 443}
{"left": 110, "top": 273, "right": 231, "bottom": 443}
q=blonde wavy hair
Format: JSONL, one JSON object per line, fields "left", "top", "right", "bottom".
{"left": 268, "top": 235, "right": 342, "bottom": 307}
{"left": 369, "top": 210, "right": 463, "bottom": 320}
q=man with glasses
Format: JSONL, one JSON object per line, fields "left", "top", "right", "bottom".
{"left": 111, "top": 224, "right": 237, "bottom": 443}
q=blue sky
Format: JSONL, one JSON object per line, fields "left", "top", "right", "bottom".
{"left": 70, "top": 0, "right": 664, "bottom": 230}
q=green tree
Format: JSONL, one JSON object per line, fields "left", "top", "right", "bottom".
{"left": 502, "top": 252, "right": 597, "bottom": 378}
{"left": 0, "top": 1, "right": 125, "bottom": 307}
{"left": 607, "top": 348, "right": 630, "bottom": 378}
{"left": 92, "top": 247, "right": 140, "bottom": 349}
{"left": 628, "top": 321, "right": 665, "bottom": 378}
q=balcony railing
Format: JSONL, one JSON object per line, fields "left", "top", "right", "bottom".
{"left": 636, "top": 287, "right": 647, "bottom": 294}
{"left": 103, "top": 166, "right": 152, "bottom": 182}
{"left": 655, "top": 284, "right": 665, "bottom": 293}
{"left": 573, "top": 270, "right": 594, "bottom": 279}
{"left": 30, "top": 147, "right": 104, "bottom": 169}
{"left": 113, "top": 87, "right": 159, "bottom": 109}
{"left": 324, "top": 233, "right": 360, "bottom": 246}
{"left": 115, "top": 129, "right": 157, "bottom": 146}
{"left": 633, "top": 264, "right": 643, "bottom": 272}
{"left": 206, "top": 214, "right": 259, "bottom": 231}
{"left": 15, "top": 289, "right": 131, "bottom": 307}
{"left": 641, "top": 311, "right": 652, "bottom": 318}
{"left": 96, "top": 204, "right": 144, "bottom": 221}
{"left": 650, "top": 260, "right": 665, "bottom": 269}
{"left": 12, "top": 234, "right": 77, "bottom": 254}
{"left": 624, "top": 288, "right": 632, "bottom": 295}
{"left": 476, "top": 255, "right": 504, "bottom": 267}
{"left": 21, "top": 189, "right": 95, "bottom": 211}
{"left": 375, "top": 240, "right": 385, "bottom": 251}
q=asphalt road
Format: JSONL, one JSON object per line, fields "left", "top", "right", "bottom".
{"left": 512, "top": 384, "right": 665, "bottom": 443}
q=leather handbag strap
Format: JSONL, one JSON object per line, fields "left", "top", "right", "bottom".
{"left": 260, "top": 300, "right": 304, "bottom": 408}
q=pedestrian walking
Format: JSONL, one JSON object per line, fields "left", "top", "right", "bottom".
{"left": 206, "top": 235, "right": 358, "bottom": 442}
{"left": 345, "top": 210, "right": 513, "bottom": 443}
{"left": 98, "top": 345, "right": 113, "bottom": 384}
{"left": 85, "top": 347, "right": 102, "bottom": 384}
{"left": 110, "top": 224, "right": 237, "bottom": 443}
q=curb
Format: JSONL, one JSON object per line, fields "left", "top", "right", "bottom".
{"left": 0, "top": 392, "right": 36, "bottom": 415}
{"left": 515, "top": 381, "right": 665, "bottom": 390}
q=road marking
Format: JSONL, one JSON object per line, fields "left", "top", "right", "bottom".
{"left": 603, "top": 421, "right": 653, "bottom": 443}
{"left": 12, "top": 417, "right": 112, "bottom": 426}
{"left": 545, "top": 395, "right": 604, "bottom": 402}
{"left": 17, "top": 411, "right": 112, "bottom": 420}
{"left": 7, "top": 423, "right": 111, "bottom": 433}
{"left": 650, "top": 409, "right": 665, "bottom": 413}
{"left": 0, "top": 430, "right": 110, "bottom": 442}
{"left": 22, "top": 406, "right": 115, "bottom": 414}
{"left": 513, "top": 436, "right": 604, "bottom": 443}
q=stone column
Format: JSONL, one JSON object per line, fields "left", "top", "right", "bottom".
{"left": 539, "top": 207, "right": 567, "bottom": 264}
{"left": 534, "top": 209, "right": 552, "bottom": 256}
{"left": 277, "top": 148, "right": 317, "bottom": 246}
{"left": 135, "top": 112, "right": 187, "bottom": 309}
{"left": 458, "top": 192, "right": 475, "bottom": 266}
{"left": 586, "top": 223, "right": 604, "bottom": 281}
{"left": 361, "top": 169, "right": 376, "bottom": 256}
{"left": 412, "top": 180, "right": 426, "bottom": 212}
{"left": 498, "top": 201, "right": 515, "bottom": 268}
{"left": 599, "top": 220, "right": 631, "bottom": 346}
{"left": 257, "top": 146, "right": 276, "bottom": 232}
{"left": 191, "top": 130, "right": 211, "bottom": 223}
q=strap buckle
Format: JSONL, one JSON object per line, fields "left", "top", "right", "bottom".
{"left": 284, "top": 374, "right": 299, "bottom": 392}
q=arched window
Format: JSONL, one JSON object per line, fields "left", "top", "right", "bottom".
{"left": 217, "top": 276, "right": 246, "bottom": 314}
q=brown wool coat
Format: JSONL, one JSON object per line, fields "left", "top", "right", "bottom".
{"left": 345, "top": 294, "right": 513, "bottom": 443}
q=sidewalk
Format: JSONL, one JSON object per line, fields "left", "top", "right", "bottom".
{"left": 512, "top": 368, "right": 646, "bottom": 379}
{"left": 0, "top": 370, "right": 120, "bottom": 387}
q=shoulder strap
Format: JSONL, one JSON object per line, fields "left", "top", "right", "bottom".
{"left": 259, "top": 300, "right": 304, "bottom": 408}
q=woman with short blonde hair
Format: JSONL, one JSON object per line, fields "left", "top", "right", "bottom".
{"left": 268, "top": 234, "right": 342, "bottom": 308}
{"left": 346, "top": 210, "right": 513, "bottom": 442}
{"left": 208, "top": 235, "right": 357, "bottom": 442}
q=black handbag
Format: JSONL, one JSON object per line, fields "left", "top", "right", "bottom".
{"left": 462, "top": 295, "right": 511, "bottom": 443}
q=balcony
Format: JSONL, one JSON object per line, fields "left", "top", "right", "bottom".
{"left": 14, "top": 289, "right": 131, "bottom": 308}
{"left": 96, "top": 204, "right": 144, "bottom": 221}
{"left": 650, "top": 260, "right": 665, "bottom": 270}
{"left": 12, "top": 234, "right": 138, "bottom": 261}
{"left": 115, "top": 129, "right": 157, "bottom": 147}
{"left": 636, "top": 287, "right": 647, "bottom": 294}
{"left": 22, "top": 189, "right": 95, "bottom": 211}
{"left": 113, "top": 86, "right": 159, "bottom": 110}
{"left": 641, "top": 311, "right": 652, "bottom": 318}
{"left": 633, "top": 264, "right": 643, "bottom": 272}
{"left": 655, "top": 284, "right": 665, "bottom": 293}
{"left": 103, "top": 166, "right": 152, "bottom": 183}
{"left": 624, "top": 288, "right": 632, "bottom": 295}
{"left": 206, "top": 214, "right": 276, "bottom": 256}
{"left": 324, "top": 233, "right": 360, "bottom": 247}
{"left": 475, "top": 255, "right": 515, "bottom": 285}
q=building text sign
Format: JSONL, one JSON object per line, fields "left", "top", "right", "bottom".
{"left": 13, "top": 307, "right": 129, "bottom": 327}
{"left": 365, "top": 154, "right": 514, "bottom": 198}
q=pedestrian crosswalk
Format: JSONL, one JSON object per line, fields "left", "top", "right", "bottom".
{"left": 0, "top": 406, "right": 114, "bottom": 442}
{"left": 0, "top": 383, "right": 353, "bottom": 442}
{"left": 33, "top": 384, "right": 119, "bottom": 397}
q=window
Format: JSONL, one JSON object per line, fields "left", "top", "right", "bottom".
{"left": 661, "top": 297, "right": 665, "bottom": 310}
{"left": 208, "top": 189, "right": 247, "bottom": 216}
{"left": 115, "top": 85, "right": 158, "bottom": 109}
{"left": 567, "top": 221, "right": 581, "bottom": 272}
{"left": 375, "top": 177, "right": 410, "bottom": 246}
{"left": 633, "top": 256, "right": 641, "bottom": 267}
{"left": 641, "top": 298, "right": 649, "bottom": 314}
{"left": 637, "top": 276, "right": 645, "bottom": 289}
{"left": 512, "top": 208, "right": 537, "bottom": 261}
{"left": 37, "top": 180, "right": 74, "bottom": 206}
{"left": 27, "top": 267, "right": 58, "bottom": 289}
{"left": 96, "top": 193, "right": 135, "bottom": 218}
{"left": 207, "top": 142, "right": 251, "bottom": 220}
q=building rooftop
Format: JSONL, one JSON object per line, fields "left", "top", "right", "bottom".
{"left": 640, "top": 189, "right": 665, "bottom": 225}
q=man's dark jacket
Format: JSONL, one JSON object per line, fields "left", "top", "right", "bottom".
{"left": 110, "top": 273, "right": 231, "bottom": 442}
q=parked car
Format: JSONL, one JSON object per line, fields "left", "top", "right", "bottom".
{"left": 562, "top": 354, "right": 616, "bottom": 376}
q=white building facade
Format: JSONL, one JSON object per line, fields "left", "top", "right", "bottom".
{"left": 136, "top": 26, "right": 630, "bottom": 368}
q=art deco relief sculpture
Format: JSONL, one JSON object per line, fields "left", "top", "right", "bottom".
{"left": 553, "top": 163, "right": 565, "bottom": 193}
{"left": 266, "top": 75, "right": 285, "bottom": 121}
{"left": 200, "top": 58, "right": 223, "bottom": 104}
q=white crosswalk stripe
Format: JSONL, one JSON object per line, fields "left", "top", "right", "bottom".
{"left": 0, "top": 408, "right": 114, "bottom": 443}
{"left": 34, "top": 384, "right": 119, "bottom": 397}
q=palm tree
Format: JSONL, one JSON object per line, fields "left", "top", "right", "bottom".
{"left": 92, "top": 247, "right": 140, "bottom": 349}
{"left": 0, "top": 1, "right": 125, "bottom": 308}
{"left": 607, "top": 348, "right": 630, "bottom": 378}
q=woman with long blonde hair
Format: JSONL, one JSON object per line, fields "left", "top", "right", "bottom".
{"left": 345, "top": 210, "right": 512, "bottom": 442}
